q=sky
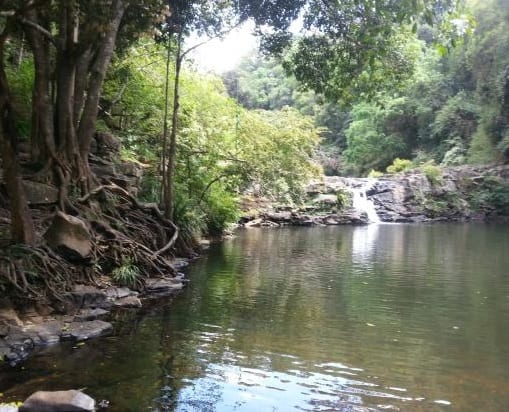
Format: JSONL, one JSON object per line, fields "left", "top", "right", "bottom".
{"left": 187, "top": 21, "right": 258, "bottom": 73}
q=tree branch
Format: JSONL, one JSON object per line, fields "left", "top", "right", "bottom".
{"left": 19, "top": 16, "right": 56, "bottom": 46}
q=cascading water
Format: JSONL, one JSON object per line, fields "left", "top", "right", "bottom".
{"left": 348, "top": 179, "right": 381, "bottom": 223}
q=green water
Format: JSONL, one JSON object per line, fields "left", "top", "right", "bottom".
{"left": 1, "top": 224, "right": 509, "bottom": 411}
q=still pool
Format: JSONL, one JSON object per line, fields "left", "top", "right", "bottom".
{"left": 1, "top": 223, "right": 509, "bottom": 411}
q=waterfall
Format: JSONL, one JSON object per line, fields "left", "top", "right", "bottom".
{"left": 349, "top": 179, "right": 381, "bottom": 223}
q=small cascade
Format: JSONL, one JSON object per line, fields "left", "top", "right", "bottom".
{"left": 349, "top": 179, "right": 381, "bottom": 223}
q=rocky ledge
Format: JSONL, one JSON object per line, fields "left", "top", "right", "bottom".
{"left": 0, "top": 272, "right": 188, "bottom": 366}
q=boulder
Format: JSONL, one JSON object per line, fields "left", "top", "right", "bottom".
{"left": 22, "top": 181, "right": 58, "bottom": 205}
{"left": 44, "top": 212, "right": 92, "bottom": 262}
{"left": 20, "top": 390, "right": 95, "bottom": 412}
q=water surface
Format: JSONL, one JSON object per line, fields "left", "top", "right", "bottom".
{"left": 1, "top": 224, "right": 509, "bottom": 411}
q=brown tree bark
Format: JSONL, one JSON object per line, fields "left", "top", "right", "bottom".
{"left": 24, "top": 8, "right": 56, "bottom": 165}
{"left": 0, "top": 29, "right": 36, "bottom": 245}
{"left": 163, "top": 31, "right": 183, "bottom": 221}
{"left": 78, "top": 0, "right": 128, "bottom": 159}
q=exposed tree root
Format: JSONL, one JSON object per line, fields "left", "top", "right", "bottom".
{"left": 0, "top": 182, "right": 191, "bottom": 308}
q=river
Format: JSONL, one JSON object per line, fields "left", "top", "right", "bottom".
{"left": 1, "top": 223, "right": 509, "bottom": 411}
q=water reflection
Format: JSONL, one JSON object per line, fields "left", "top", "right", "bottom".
{"left": 351, "top": 224, "right": 379, "bottom": 264}
{"left": 2, "top": 224, "right": 509, "bottom": 411}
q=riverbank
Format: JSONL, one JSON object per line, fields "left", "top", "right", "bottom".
{"left": 0, "top": 260, "right": 188, "bottom": 366}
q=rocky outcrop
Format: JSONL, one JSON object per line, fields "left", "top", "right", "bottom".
{"left": 240, "top": 165, "right": 509, "bottom": 226}
{"left": 369, "top": 165, "right": 509, "bottom": 222}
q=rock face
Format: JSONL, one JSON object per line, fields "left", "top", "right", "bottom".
{"left": 19, "top": 390, "right": 95, "bottom": 412}
{"left": 368, "top": 165, "right": 509, "bottom": 222}
{"left": 44, "top": 212, "right": 92, "bottom": 262}
{"left": 240, "top": 165, "right": 509, "bottom": 226}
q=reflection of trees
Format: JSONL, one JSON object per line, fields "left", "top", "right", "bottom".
{"left": 167, "top": 225, "right": 509, "bottom": 410}
{"left": 4, "top": 224, "right": 509, "bottom": 410}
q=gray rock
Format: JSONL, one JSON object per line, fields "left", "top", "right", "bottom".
{"left": 112, "top": 295, "right": 142, "bottom": 308}
{"left": 25, "top": 321, "right": 64, "bottom": 345}
{"left": 63, "top": 285, "right": 108, "bottom": 313}
{"left": 22, "top": 181, "right": 59, "bottom": 205}
{"left": 145, "top": 278, "right": 185, "bottom": 294}
{"left": 44, "top": 212, "right": 92, "bottom": 262}
{"left": 20, "top": 390, "right": 95, "bottom": 412}
{"left": 104, "top": 287, "right": 137, "bottom": 300}
{"left": 61, "top": 320, "right": 112, "bottom": 341}
{"left": 74, "top": 308, "right": 109, "bottom": 322}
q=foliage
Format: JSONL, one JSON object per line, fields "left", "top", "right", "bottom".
{"left": 111, "top": 259, "right": 141, "bottom": 288}
{"left": 5, "top": 57, "right": 34, "bottom": 137}
{"left": 202, "top": 185, "right": 239, "bottom": 236}
{"left": 344, "top": 99, "right": 410, "bottom": 175}
{"left": 469, "top": 176, "right": 509, "bottom": 216}
{"left": 368, "top": 169, "right": 384, "bottom": 178}
{"left": 102, "top": 42, "right": 321, "bottom": 236}
{"left": 336, "top": 188, "right": 351, "bottom": 211}
{"left": 386, "top": 158, "right": 414, "bottom": 174}
{"left": 422, "top": 162, "right": 443, "bottom": 185}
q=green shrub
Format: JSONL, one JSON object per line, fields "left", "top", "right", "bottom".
{"left": 470, "top": 176, "right": 509, "bottom": 216}
{"left": 386, "top": 158, "right": 413, "bottom": 174}
{"left": 422, "top": 162, "right": 443, "bottom": 185}
{"left": 111, "top": 259, "right": 141, "bottom": 288}
{"left": 336, "top": 188, "right": 351, "bottom": 211}
{"left": 203, "top": 186, "right": 239, "bottom": 236}
{"left": 367, "top": 169, "right": 383, "bottom": 178}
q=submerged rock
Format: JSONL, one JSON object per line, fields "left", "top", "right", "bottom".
{"left": 20, "top": 390, "right": 95, "bottom": 412}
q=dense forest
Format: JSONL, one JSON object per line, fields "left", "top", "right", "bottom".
{"left": 224, "top": 0, "right": 509, "bottom": 176}
{"left": 0, "top": 0, "right": 508, "bottom": 303}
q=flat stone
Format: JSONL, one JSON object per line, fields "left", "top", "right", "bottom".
{"left": 112, "top": 296, "right": 142, "bottom": 308}
{"left": 145, "top": 278, "right": 185, "bottom": 294}
{"left": 61, "top": 320, "right": 112, "bottom": 341}
{"left": 25, "top": 321, "right": 64, "bottom": 345}
{"left": 73, "top": 308, "right": 109, "bottom": 322}
{"left": 20, "top": 390, "right": 95, "bottom": 412}
{"left": 104, "top": 287, "right": 137, "bottom": 300}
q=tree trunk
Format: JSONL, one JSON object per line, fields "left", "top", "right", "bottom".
{"left": 73, "top": 47, "right": 93, "bottom": 127}
{"left": 78, "top": 0, "right": 127, "bottom": 159}
{"left": 25, "top": 8, "right": 56, "bottom": 165}
{"left": 164, "top": 31, "right": 183, "bottom": 221}
{"left": 0, "top": 32, "right": 36, "bottom": 245}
